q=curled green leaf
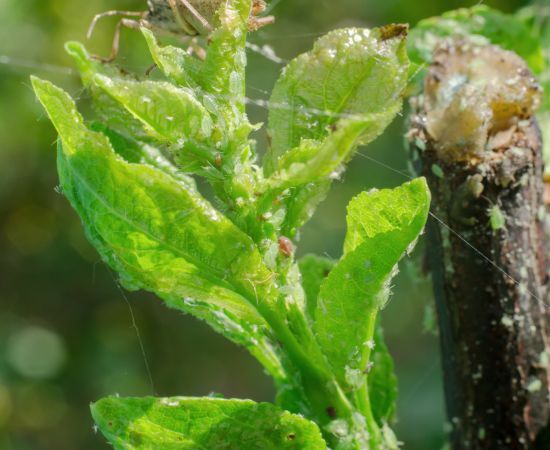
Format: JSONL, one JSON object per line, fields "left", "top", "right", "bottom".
{"left": 142, "top": 28, "right": 202, "bottom": 89}
{"left": 31, "top": 77, "right": 284, "bottom": 379}
{"left": 263, "top": 25, "right": 410, "bottom": 237}
{"left": 269, "top": 113, "right": 398, "bottom": 189}
{"left": 266, "top": 25, "right": 410, "bottom": 175}
{"left": 93, "top": 75, "right": 213, "bottom": 144}
{"left": 314, "top": 178, "right": 430, "bottom": 389}
{"left": 90, "top": 123, "right": 197, "bottom": 192}
{"left": 65, "top": 41, "right": 146, "bottom": 138}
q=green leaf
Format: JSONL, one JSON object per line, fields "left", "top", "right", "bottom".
{"left": 313, "top": 179, "right": 430, "bottom": 389}
{"left": 31, "top": 77, "right": 285, "bottom": 378}
{"left": 299, "top": 254, "right": 335, "bottom": 320}
{"left": 280, "top": 181, "right": 332, "bottom": 238}
{"left": 92, "top": 396, "right": 327, "bottom": 450}
{"left": 142, "top": 28, "right": 202, "bottom": 89}
{"left": 66, "top": 41, "right": 222, "bottom": 174}
{"left": 92, "top": 75, "right": 213, "bottom": 145}
{"left": 266, "top": 25, "right": 409, "bottom": 175}
{"left": 263, "top": 25, "right": 409, "bottom": 237}
{"left": 66, "top": 40, "right": 220, "bottom": 171}
{"left": 269, "top": 114, "right": 395, "bottom": 189}
{"left": 408, "top": 5, "right": 545, "bottom": 74}
{"left": 89, "top": 72, "right": 224, "bottom": 177}
{"left": 368, "top": 324, "right": 398, "bottom": 425}
{"left": 90, "top": 123, "right": 197, "bottom": 192}
{"left": 65, "top": 41, "right": 146, "bottom": 139}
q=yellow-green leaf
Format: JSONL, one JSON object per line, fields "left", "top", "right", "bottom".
{"left": 314, "top": 179, "right": 430, "bottom": 389}
{"left": 92, "top": 396, "right": 327, "bottom": 450}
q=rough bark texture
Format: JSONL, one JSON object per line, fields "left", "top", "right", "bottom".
{"left": 407, "top": 40, "right": 550, "bottom": 449}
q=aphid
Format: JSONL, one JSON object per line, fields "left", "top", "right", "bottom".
{"left": 214, "top": 153, "right": 222, "bottom": 168}
{"left": 278, "top": 236, "right": 294, "bottom": 257}
{"left": 488, "top": 203, "right": 506, "bottom": 231}
{"left": 88, "top": 0, "right": 274, "bottom": 61}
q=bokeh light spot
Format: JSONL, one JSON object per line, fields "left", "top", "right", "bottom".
{"left": 6, "top": 326, "right": 67, "bottom": 380}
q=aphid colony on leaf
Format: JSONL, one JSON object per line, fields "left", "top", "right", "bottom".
{"left": 87, "top": 0, "right": 274, "bottom": 61}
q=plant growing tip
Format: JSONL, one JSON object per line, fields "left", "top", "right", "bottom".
{"left": 32, "top": 0, "right": 430, "bottom": 448}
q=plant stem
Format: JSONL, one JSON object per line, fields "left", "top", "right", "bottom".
{"left": 255, "top": 255, "right": 381, "bottom": 448}
{"left": 408, "top": 40, "right": 550, "bottom": 449}
{"left": 354, "top": 312, "right": 382, "bottom": 444}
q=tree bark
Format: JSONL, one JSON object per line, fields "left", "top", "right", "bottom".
{"left": 407, "top": 40, "right": 550, "bottom": 449}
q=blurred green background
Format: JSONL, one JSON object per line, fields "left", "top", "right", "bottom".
{"left": 0, "top": 0, "right": 529, "bottom": 449}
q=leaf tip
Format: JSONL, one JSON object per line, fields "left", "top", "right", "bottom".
{"left": 141, "top": 28, "right": 160, "bottom": 58}
{"left": 89, "top": 399, "right": 106, "bottom": 430}
{"left": 90, "top": 396, "right": 124, "bottom": 429}
{"left": 405, "top": 176, "right": 431, "bottom": 203}
{"left": 141, "top": 27, "right": 155, "bottom": 41}
{"left": 30, "top": 75, "right": 46, "bottom": 92}
{"left": 65, "top": 41, "right": 89, "bottom": 62}
{"left": 30, "top": 76, "right": 55, "bottom": 104}
{"left": 411, "top": 175, "right": 428, "bottom": 188}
